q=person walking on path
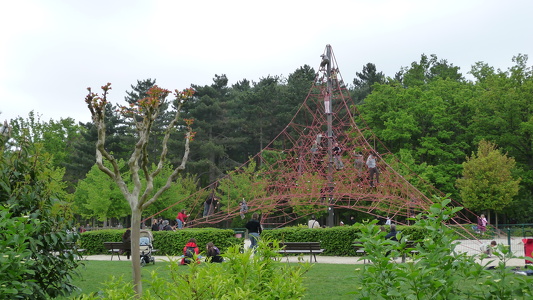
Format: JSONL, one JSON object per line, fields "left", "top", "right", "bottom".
{"left": 245, "top": 213, "right": 262, "bottom": 249}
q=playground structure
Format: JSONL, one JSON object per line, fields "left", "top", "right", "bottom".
{"left": 146, "top": 45, "right": 476, "bottom": 230}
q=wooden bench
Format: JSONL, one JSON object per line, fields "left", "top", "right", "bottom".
{"left": 353, "top": 242, "right": 368, "bottom": 263}
{"left": 401, "top": 241, "right": 419, "bottom": 263}
{"left": 55, "top": 242, "right": 86, "bottom": 260}
{"left": 103, "top": 242, "right": 129, "bottom": 261}
{"left": 276, "top": 242, "right": 325, "bottom": 262}
{"left": 352, "top": 241, "right": 418, "bottom": 263}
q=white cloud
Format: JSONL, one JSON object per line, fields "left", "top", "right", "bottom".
{"left": 1, "top": 0, "right": 532, "bottom": 123}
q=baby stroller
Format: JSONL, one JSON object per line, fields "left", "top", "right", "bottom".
{"left": 140, "top": 230, "right": 155, "bottom": 266}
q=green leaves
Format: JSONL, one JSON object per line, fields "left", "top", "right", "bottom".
{"left": 352, "top": 197, "right": 533, "bottom": 299}
{"left": 456, "top": 140, "right": 520, "bottom": 212}
{"left": 1, "top": 139, "right": 82, "bottom": 299}
{"left": 77, "top": 239, "right": 310, "bottom": 299}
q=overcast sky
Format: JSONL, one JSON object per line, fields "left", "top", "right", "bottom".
{"left": 1, "top": 0, "right": 531, "bottom": 124}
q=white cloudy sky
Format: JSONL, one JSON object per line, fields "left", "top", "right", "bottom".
{"left": 1, "top": 0, "right": 531, "bottom": 124}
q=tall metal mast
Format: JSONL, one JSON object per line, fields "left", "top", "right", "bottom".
{"left": 323, "top": 45, "right": 335, "bottom": 227}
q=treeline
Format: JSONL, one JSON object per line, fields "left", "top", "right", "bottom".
{"left": 4, "top": 53, "right": 532, "bottom": 224}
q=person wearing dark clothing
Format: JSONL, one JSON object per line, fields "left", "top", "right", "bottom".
{"left": 385, "top": 224, "right": 398, "bottom": 241}
{"left": 332, "top": 142, "right": 344, "bottom": 169}
{"left": 151, "top": 219, "right": 159, "bottom": 231}
{"left": 206, "top": 242, "right": 224, "bottom": 263}
{"left": 245, "top": 213, "right": 262, "bottom": 249}
{"left": 122, "top": 229, "right": 132, "bottom": 259}
{"left": 203, "top": 194, "right": 213, "bottom": 217}
{"left": 161, "top": 220, "right": 173, "bottom": 231}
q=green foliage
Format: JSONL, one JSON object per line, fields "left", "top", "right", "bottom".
{"left": 456, "top": 140, "right": 521, "bottom": 212}
{"left": 216, "top": 160, "right": 268, "bottom": 215}
{"left": 0, "top": 206, "right": 39, "bottom": 298}
{"left": 359, "top": 77, "right": 476, "bottom": 197}
{"left": 74, "top": 163, "right": 129, "bottom": 221}
{"left": 352, "top": 197, "right": 533, "bottom": 299}
{"left": 75, "top": 240, "right": 310, "bottom": 299}
{"left": 79, "top": 229, "right": 237, "bottom": 256}
{"left": 261, "top": 225, "right": 419, "bottom": 256}
{"left": 0, "top": 133, "right": 82, "bottom": 299}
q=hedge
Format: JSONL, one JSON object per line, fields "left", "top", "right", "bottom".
{"left": 262, "top": 225, "right": 428, "bottom": 256}
{"left": 79, "top": 228, "right": 238, "bottom": 256}
{"left": 78, "top": 225, "right": 429, "bottom": 256}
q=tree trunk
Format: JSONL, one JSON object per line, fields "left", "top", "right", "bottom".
{"left": 494, "top": 212, "right": 498, "bottom": 231}
{"left": 130, "top": 207, "right": 142, "bottom": 297}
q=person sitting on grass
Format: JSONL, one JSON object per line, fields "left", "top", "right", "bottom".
{"left": 180, "top": 238, "right": 200, "bottom": 265}
{"left": 205, "top": 242, "right": 224, "bottom": 263}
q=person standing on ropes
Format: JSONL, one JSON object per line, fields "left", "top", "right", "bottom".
{"left": 176, "top": 209, "right": 189, "bottom": 229}
{"left": 332, "top": 142, "right": 344, "bottom": 169}
{"left": 354, "top": 151, "right": 364, "bottom": 176}
{"left": 366, "top": 152, "right": 379, "bottom": 187}
{"left": 203, "top": 193, "right": 213, "bottom": 217}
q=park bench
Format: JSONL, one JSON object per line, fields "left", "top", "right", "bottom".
{"left": 401, "top": 241, "right": 419, "bottom": 263}
{"left": 352, "top": 242, "right": 368, "bottom": 263}
{"left": 352, "top": 240, "right": 418, "bottom": 263}
{"left": 276, "top": 242, "right": 325, "bottom": 262}
{"left": 103, "top": 242, "right": 129, "bottom": 261}
{"left": 54, "top": 242, "right": 86, "bottom": 260}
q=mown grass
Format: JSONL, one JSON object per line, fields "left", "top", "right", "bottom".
{"left": 57, "top": 260, "right": 358, "bottom": 299}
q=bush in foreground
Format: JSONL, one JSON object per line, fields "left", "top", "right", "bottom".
{"left": 353, "top": 197, "right": 533, "bottom": 299}
{"left": 75, "top": 239, "right": 310, "bottom": 299}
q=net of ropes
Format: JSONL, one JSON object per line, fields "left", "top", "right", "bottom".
{"left": 146, "top": 45, "right": 478, "bottom": 240}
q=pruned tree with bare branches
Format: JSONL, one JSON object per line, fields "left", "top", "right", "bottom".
{"left": 85, "top": 83, "right": 194, "bottom": 297}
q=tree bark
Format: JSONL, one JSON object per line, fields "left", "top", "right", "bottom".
{"left": 130, "top": 207, "right": 142, "bottom": 297}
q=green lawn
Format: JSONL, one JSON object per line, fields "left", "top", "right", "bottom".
{"left": 58, "top": 260, "right": 358, "bottom": 299}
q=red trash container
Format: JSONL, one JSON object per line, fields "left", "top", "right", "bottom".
{"left": 522, "top": 239, "right": 533, "bottom": 264}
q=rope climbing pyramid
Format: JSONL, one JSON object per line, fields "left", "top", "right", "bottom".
{"left": 155, "top": 45, "right": 474, "bottom": 229}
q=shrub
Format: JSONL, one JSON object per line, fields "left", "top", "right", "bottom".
{"left": 75, "top": 239, "right": 311, "bottom": 299}
{"left": 1, "top": 139, "right": 82, "bottom": 299}
{"left": 352, "top": 197, "right": 533, "bottom": 299}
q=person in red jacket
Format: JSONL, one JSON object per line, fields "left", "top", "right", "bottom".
{"left": 176, "top": 209, "right": 189, "bottom": 229}
{"left": 180, "top": 238, "right": 200, "bottom": 265}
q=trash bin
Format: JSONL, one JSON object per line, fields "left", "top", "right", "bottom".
{"left": 522, "top": 239, "right": 533, "bottom": 265}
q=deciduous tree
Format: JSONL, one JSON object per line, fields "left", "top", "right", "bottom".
{"left": 455, "top": 140, "right": 521, "bottom": 224}
{"left": 85, "top": 83, "right": 194, "bottom": 297}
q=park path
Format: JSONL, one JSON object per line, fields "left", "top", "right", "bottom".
{"left": 84, "top": 238, "right": 531, "bottom": 267}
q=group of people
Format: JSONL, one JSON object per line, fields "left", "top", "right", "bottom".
{"left": 311, "top": 137, "right": 380, "bottom": 187}
{"left": 150, "top": 218, "right": 178, "bottom": 231}
{"left": 179, "top": 212, "right": 263, "bottom": 264}
{"left": 148, "top": 210, "right": 192, "bottom": 231}
{"left": 179, "top": 238, "right": 224, "bottom": 265}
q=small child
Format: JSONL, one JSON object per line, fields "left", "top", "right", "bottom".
{"left": 480, "top": 240, "right": 497, "bottom": 257}
{"left": 239, "top": 199, "right": 248, "bottom": 219}
{"left": 206, "top": 242, "right": 223, "bottom": 263}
